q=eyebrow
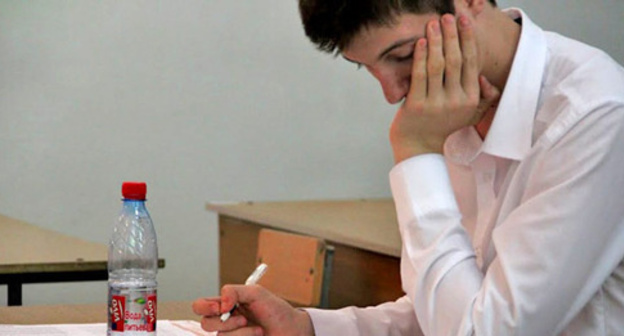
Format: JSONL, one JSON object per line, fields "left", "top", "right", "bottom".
{"left": 342, "top": 36, "right": 419, "bottom": 65}
{"left": 378, "top": 37, "right": 418, "bottom": 60}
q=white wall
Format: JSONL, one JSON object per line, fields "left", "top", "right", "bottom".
{"left": 0, "top": 0, "right": 394, "bottom": 306}
{"left": 499, "top": 0, "right": 624, "bottom": 64}
{"left": 0, "top": 1, "right": 622, "bottom": 306}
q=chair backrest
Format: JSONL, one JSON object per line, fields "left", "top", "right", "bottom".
{"left": 255, "top": 228, "right": 332, "bottom": 307}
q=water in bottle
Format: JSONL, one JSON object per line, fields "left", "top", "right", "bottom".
{"left": 108, "top": 182, "right": 158, "bottom": 335}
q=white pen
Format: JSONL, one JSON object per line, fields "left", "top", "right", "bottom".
{"left": 220, "top": 263, "right": 268, "bottom": 322}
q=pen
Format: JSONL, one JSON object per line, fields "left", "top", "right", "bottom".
{"left": 220, "top": 263, "right": 268, "bottom": 322}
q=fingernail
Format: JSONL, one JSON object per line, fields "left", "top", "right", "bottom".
{"left": 430, "top": 21, "right": 440, "bottom": 34}
{"left": 459, "top": 15, "right": 470, "bottom": 28}
{"left": 443, "top": 15, "right": 455, "bottom": 25}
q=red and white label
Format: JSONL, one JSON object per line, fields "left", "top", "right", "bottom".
{"left": 110, "top": 295, "right": 126, "bottom": 331}
{"left": 145, "top": 294, "right": 157, "bottom": 331}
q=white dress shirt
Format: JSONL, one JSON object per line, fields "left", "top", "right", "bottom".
{"left": 306, "top": 8, "right": 624, "bottom": 335}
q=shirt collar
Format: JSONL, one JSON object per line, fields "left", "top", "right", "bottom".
{"left": 446, "top": 8, "right": 548, "bottom": 165}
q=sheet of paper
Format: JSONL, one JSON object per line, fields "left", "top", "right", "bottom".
{"left": 0, "top": 320, "right": 215, "bottom": 336}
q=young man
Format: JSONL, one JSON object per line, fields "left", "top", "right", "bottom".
{"left": 193, "top": 0, "right": 624, "bottom": 334}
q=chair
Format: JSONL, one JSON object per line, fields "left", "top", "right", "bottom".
{"left": 255, "top": 228, "right": 334, "bottom": 308}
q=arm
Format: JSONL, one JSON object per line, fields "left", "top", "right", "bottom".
{"left": 389, "top": 10, "right": 624, "bottom": 336}
{"left": 193, "top": 285, "right": 422, "bottom": 336}
{"left": 305, "top": 295, "right": 422, "bottom": 336}
{"left": 391, "top": 71, "right": 624, "bottom": 336}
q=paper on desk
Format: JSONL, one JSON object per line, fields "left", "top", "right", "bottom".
{"left": 0, "top": 320, "right": 215, "bottom": 336}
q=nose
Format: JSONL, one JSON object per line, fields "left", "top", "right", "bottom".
{"left": 367, "top": 66, "right": 410, "bottom": 104}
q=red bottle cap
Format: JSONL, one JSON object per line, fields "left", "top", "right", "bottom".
{"left": 122, "top": 182, "right": 147, "bottom": 200}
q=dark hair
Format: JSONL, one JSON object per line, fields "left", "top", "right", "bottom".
{"left": 299, "top": 0, "right": 497, "bottom": 54}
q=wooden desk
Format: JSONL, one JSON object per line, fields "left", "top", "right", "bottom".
{"left": 207, "top": 199, "right": 404, "bottom": 309}
{"left": 0, "top": 301, "right": 198, "bottom": 324}
{"left": 0, "top": 214, "right": 164, "bottom": 306}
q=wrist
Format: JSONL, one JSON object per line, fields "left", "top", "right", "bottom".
{"left": 296, "top": 309, "right": 316, "bottom": 336}
{"left": 389, "top": 132, "right": 446, "bottom": 164}
{"left": 392, "top": 144, "right": 443, "bottom": 164}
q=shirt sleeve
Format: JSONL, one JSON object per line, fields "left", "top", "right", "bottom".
{"left": 389, "top": 104, "right": 624, "bottom": 335}
{"left": 305, "top": 296, "right": 423, "bottom": 336}
{"left": 390, "top": 154, "right": 482, "bottom": 335}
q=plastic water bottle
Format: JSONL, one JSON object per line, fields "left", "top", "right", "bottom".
{"left": 108, "top": 182, "right": 158, "bottom": 335}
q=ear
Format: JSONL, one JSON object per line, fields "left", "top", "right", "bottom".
{"left": 455, "top": 0, "right": 487, "bottom": 16}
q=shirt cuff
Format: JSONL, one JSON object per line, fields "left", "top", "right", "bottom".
{"left": 304, "top": 308, "right": 358, "bottom": 335}
{"left": 389, "top": 154, "right": 458, "bottom": 226}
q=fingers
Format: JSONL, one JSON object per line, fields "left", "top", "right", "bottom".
{"left": 441, "top": 14, "right": 462, "bottom": 93}
{"left": 457, "top": 15, "right": 479, "bottom": 98}
{"left": 409, "top": 14, "right": 472, "bottom": 103}
{"left": 220, "top": 284, "right": 267, "bottom": 313}
{"left": 192, "top": 297, "right": 221, "bottom": 316}
{"left": 478, "top": 75, "right": 501, "bottom": 109}
{"left": 200, "top": 314, "right": 250, "bottom": 334}
{"left": 466, "top": 76, "right": 500, "bottom": 126}
{"left": 391, "top": 13, "right": 503, "bottom": 160}
{"left": 211, "top": 326, "right": 264, "bottom": 336}
{"left": 426, "top": 20, "right": 444, "bottom": 99}
{"left": 219, "top": 285, "right": 254, "bottom": 314}
{"left": 408, "top": 38, "right": 428, "bottom": 101}
{"left": 193, "top": 296, "right": 255, "bottom": 334}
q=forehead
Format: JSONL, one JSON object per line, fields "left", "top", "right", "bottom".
{"left": 342, "top": 13, "right": 439, "bottom": 63}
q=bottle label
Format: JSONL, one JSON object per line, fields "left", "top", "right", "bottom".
{"left": 145, "top": 294, "right": 157, "bottom": 330}
{"left": 108, "top": 288, "right": 157, "bottom": 334}
{"left": 110, "top": 295, "right": 126, "bottom": 331}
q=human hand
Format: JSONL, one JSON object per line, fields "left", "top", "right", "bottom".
{"left": 192, "top": 285, "right": 315, "bottom": 336}
{"left": 389, "top": 14, "right": 500, "bottom": 163}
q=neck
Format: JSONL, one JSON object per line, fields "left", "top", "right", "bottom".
{"left": 474, "top": 8, "right": 521, "bottom": 138}
{"left": 478, "top": 8, "right": 521, "bottom": 91}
